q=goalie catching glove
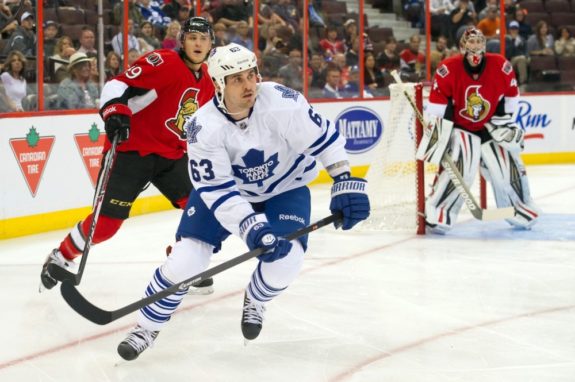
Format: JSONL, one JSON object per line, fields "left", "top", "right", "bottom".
{"left": 101, "top": 103, "right": 132, "bottom": 143}
{"left": 485, "top": 114, "right": 524, "bottom": 153}
{"left": 330, "top": 173, "right": 370, "bottom": 230}
{"left": 240, "top": 213, "right": 293, "bottom": 263}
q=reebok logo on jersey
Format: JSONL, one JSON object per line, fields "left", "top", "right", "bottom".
{"left": 279, "top": 214, "right": 305, "bottom": 224}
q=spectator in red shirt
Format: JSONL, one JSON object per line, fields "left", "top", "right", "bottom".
{"left": 319, "top": 25, "right": 346, "bottom": 59}
{"left": 399, "top": 34, "right": 425, "bottom": 80}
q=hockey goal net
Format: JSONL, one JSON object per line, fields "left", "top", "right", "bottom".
{"left": 361, "top": 82, "right": 430, "bottom": 234}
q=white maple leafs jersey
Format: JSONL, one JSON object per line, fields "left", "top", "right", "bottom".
{"left": 184, "top": 82, "right": 347, "bottom": 236}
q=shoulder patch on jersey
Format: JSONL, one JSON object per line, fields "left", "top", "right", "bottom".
{"left": 502, "top": 60, "right": 512, "bottom": 75}
{"left": 185, "top": 117, "right": 202, "bottom": 144}
{"left": 437, "top": 64, "right": 449, "bottom": 78}
{"left": 145, "top": 52, "right": 164, "bottom": 67}
{"left": 273, "top": 84, "right": 299, "bottom": 102}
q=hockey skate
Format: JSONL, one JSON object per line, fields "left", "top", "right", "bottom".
{"left": 39, "top": 249, "right": 77, "bottom": 292}
{"left": 117, "top": 325, "right": 159, "bottom": 361}
{"left": 188, "top": 277, "right": 215, "bottom": 295}
{"left": 241, "top": 292, "right": 266, "bottom": 342}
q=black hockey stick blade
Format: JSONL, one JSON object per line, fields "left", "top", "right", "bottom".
{"left": 60, "top": 212, "right": 342, "bottom": 325}
{"left": 47, "top": 134, "right": 120, "bottom": 285}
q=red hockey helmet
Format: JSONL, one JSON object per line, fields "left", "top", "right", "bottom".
{"left": 459, "top": 26, "right": 486, "bottom": 66}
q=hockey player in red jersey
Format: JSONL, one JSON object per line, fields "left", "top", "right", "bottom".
{"left": 423, "top": 26, "right": 540, "bottom": 233}
{"left": 40, "top": 17, "right": 216, "bottom": 291}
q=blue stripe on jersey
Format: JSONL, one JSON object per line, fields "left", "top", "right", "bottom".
{"left": 265, "top": 154, "right": 306, "bottom": 193}
{"left": 210, "top": 191, "right": 241, "bottom": 213}
{"left": 303, "top": 160, "right": 316, "bottom": 173}
{"left": 308, "top": 121, "right": 330, "bottom": 149}
{"left": 244, "top": 189, "right": 258, "bottom": 196}
{"left": 310, "top": 130, "right": 340, "bottom": 157}
{"left": 197, "top": 180, "right": 236, "bottom": 195}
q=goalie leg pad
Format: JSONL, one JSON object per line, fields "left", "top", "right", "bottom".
{"left": 480, "top": 141, "right": 541, "bottom": 229}
{"left": 426, "top": 129, "right": 482, "bottom": 232}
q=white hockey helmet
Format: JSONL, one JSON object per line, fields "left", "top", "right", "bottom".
{"left": 207, "top": 43, "right": 261, "bottom": 106}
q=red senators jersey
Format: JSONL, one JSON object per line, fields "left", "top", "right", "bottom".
{"left": 427, "top": 53, "right": 519, "bottom": 132}
{"left": 100, "top": 49, "right": 215, "bottom": 159}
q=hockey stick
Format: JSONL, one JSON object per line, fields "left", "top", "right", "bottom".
{"left": 48, "top": 133, "right": 120, "bottom": 285}
{"left": 60, "top": 212, "right": 342, "bottom": 325}
{"left": 390, "top": 70, "right": 514, "bottom": 221}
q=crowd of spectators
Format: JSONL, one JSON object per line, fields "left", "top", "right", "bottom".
{"left": 1, "top": 0, "right": 575, "bottom": 113}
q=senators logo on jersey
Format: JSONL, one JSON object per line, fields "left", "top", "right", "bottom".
{"left": 459, "top": 85, "right": 491, "bottom": 122}
{"left": 165, "top": 88, "right": 200, "bottom": 140}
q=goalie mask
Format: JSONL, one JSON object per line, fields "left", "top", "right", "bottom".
{"left": 459, "top": 26, "right": 486, "bottom": 66}
{"left": 207, "top": 43, "right": 261, "bottom": 111}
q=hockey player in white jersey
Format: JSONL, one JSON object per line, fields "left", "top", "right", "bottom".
{"left": 116, "top": 43, "right": 370, "bottom": 361}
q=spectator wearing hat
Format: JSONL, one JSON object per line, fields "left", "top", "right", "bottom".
{"left": 43, "top": 20, "right": 59, "bottom": 56}
{"left": 343, "top": 19, "right": 358, "bottom": 52}
{"left": 505, "top": 20, "right": 527, "bottom": 85}
{"left": 2, "top": 11, "right": 36, "bottom": 56}
{"left": 57, "top": 52, "right": 99, "bottom": 110}
{"left": 0, "top": 50, "right": 27, "bottom": 111}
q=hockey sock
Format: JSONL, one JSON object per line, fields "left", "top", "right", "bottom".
{"left": 58, "top": 214, "right": 124, "bottom": 260}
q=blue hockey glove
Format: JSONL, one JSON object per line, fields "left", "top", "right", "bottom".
{"left": 240, "top": 213, "right": 293, "bottom": 263}
{"left": 101, "top": 103, "right": 131, "bottom": 143}
{"left": 330, "top": 173, "right": 370, "bottom": 230}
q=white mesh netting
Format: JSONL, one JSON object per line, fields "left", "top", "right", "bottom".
{"left": 360, "top": 83, "right": 430, "bottom": 233}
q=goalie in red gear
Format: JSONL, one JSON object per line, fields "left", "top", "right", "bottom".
{"left": 423, "top": 26, "right": 540, "bottom": 233}
{"left": 40, "top": 17, "right": 216, "bottom": 292}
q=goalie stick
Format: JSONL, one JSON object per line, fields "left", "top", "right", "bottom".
{"left": 390, "top": 70, "right": 514, "bottom": 221}
{"left": 60, "top": 212, "right": 342, "bottom": 325}
{"left": 47, "top": 133, "right": 120, "bottom": 285}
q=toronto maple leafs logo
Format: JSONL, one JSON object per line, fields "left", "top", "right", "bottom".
{"left": 232, "top": 149, "right": 279, "bottom": 187}
{"left": 273, "top": 85, "right": 299, "bottom": 102}
{"left": 186, "top": 117, "right": 202, "bottom": 144}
